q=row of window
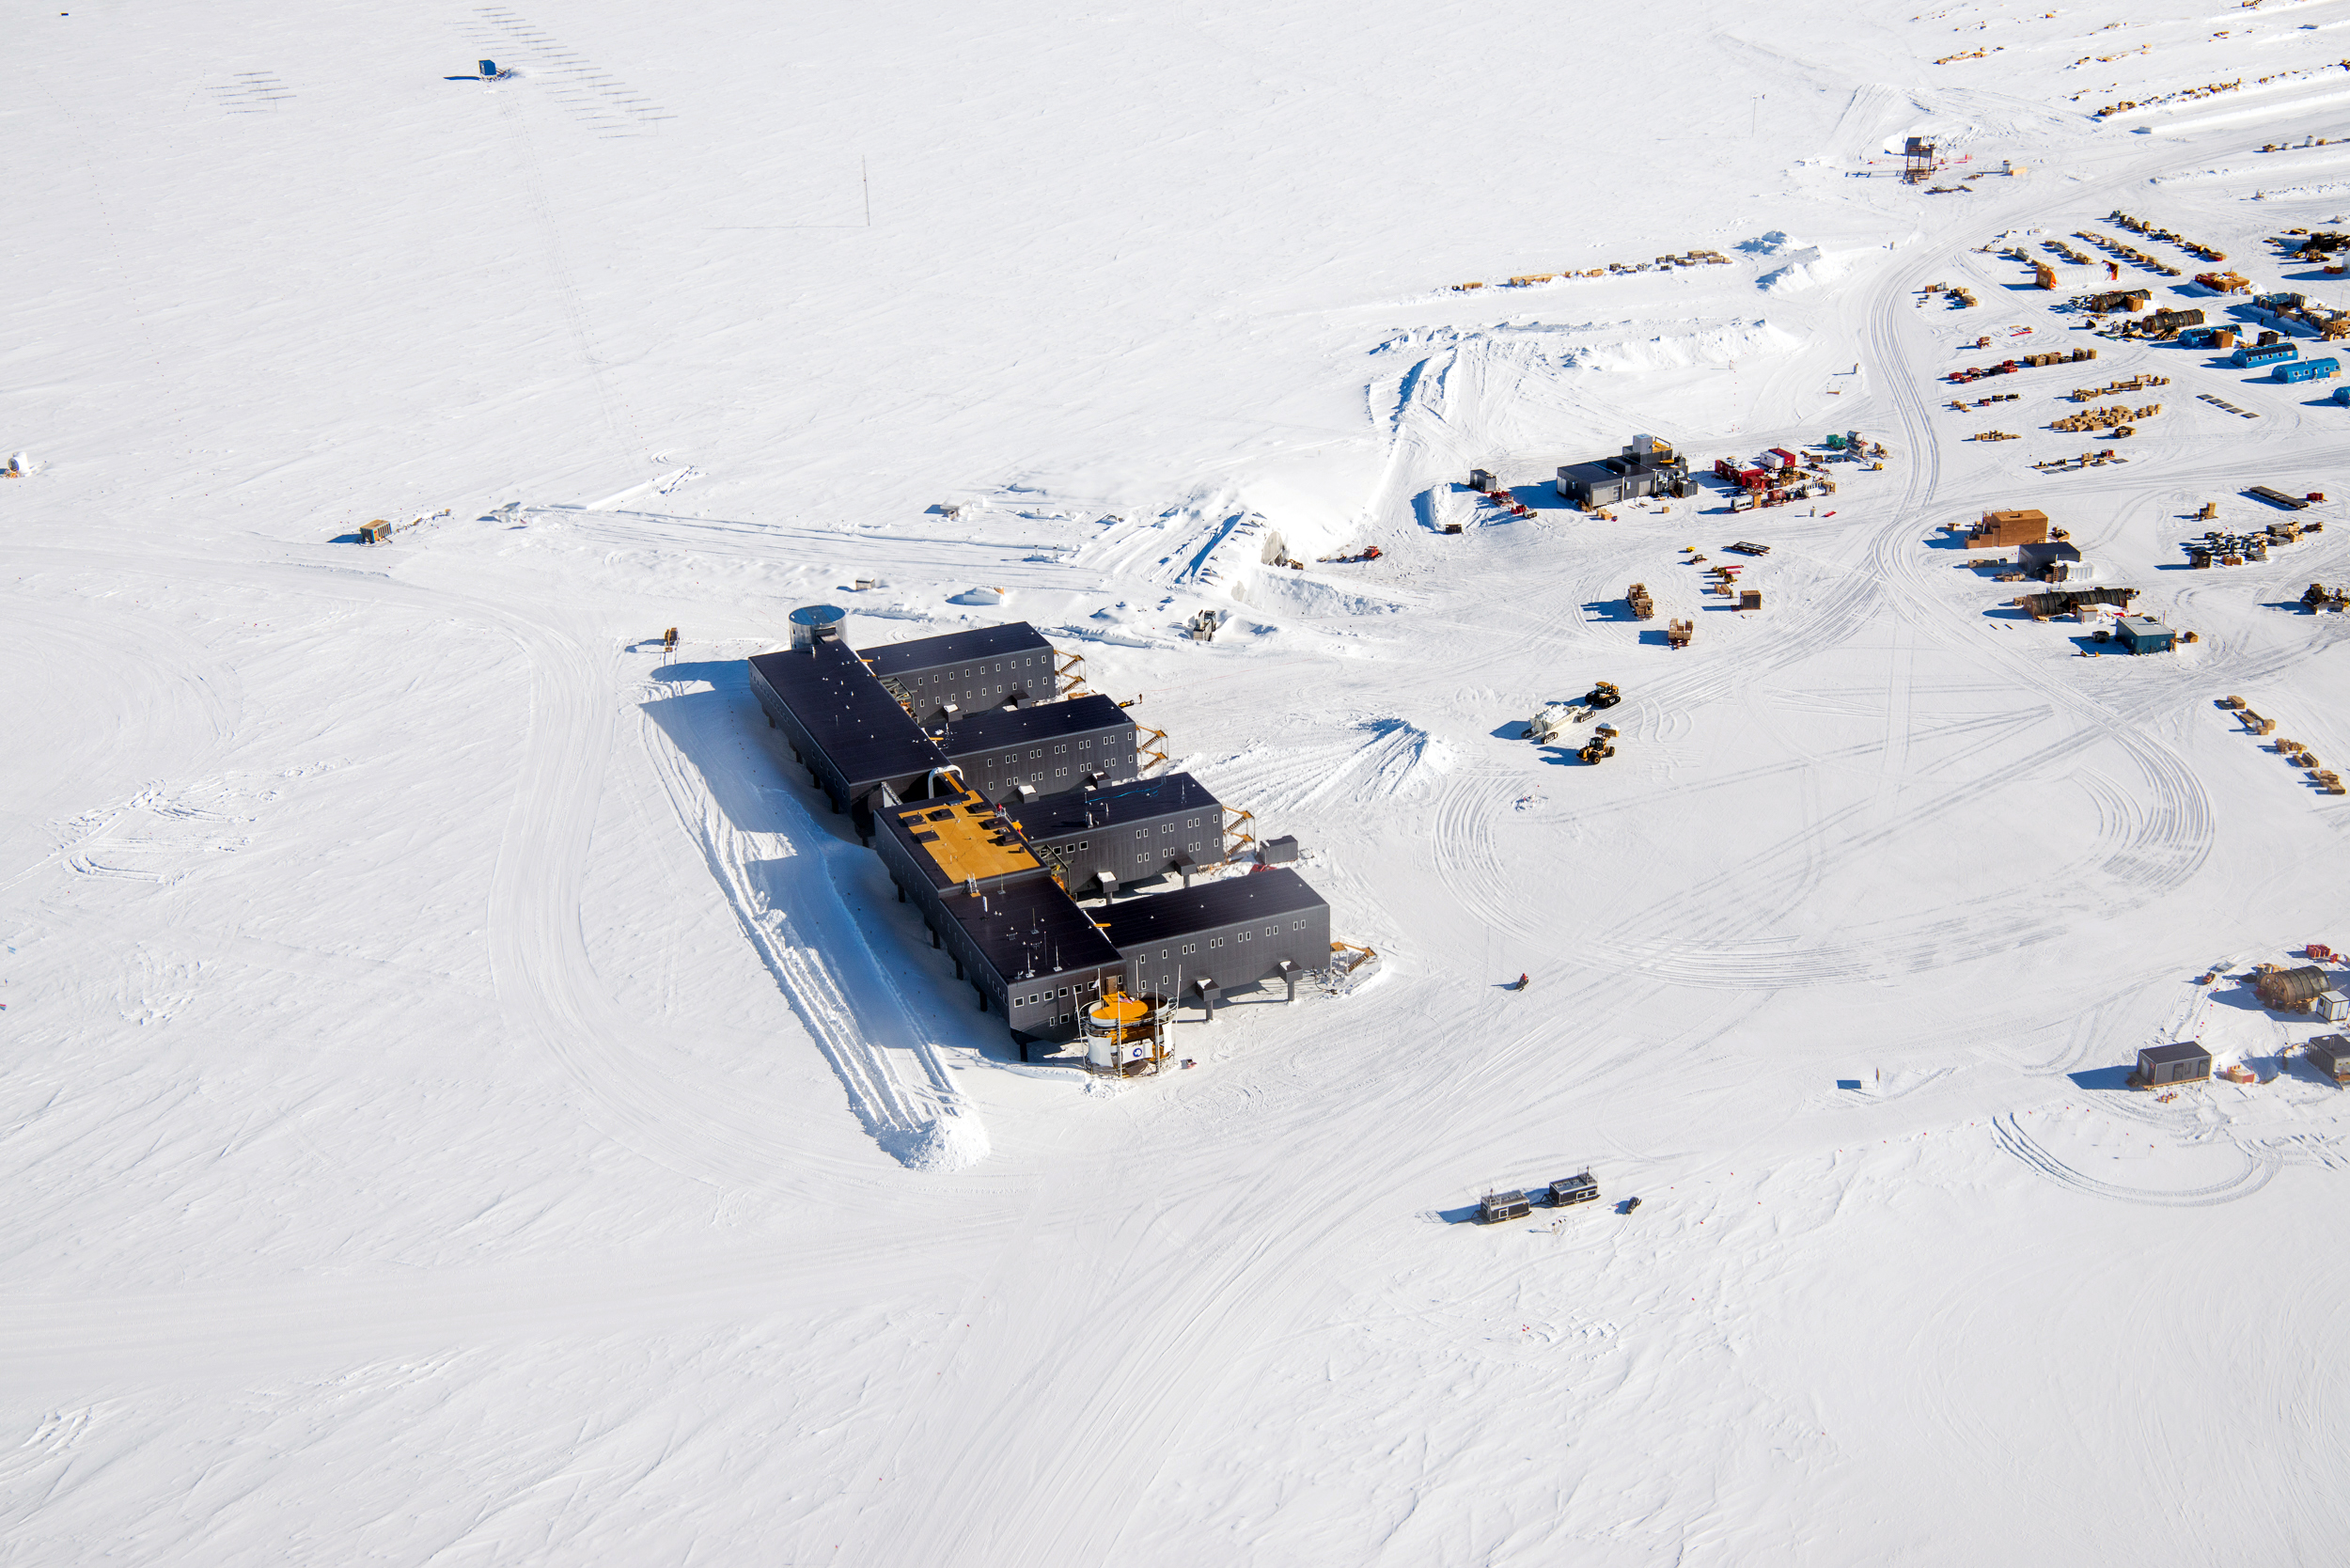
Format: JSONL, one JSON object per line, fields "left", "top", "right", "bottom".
{"left": 918, "top": 654, "right": 1043, "bottom": 686}
{"left": 1135, "top": 921, "right": 1311, "bottom": 963}
{"left": 1016, "top": 980, "right": 1100, "bottom": 1011}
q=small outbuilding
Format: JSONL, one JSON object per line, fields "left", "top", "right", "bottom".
{"left": 1549, "top": 1172, "right": 1600, "bottom": 1206}
{"left": 2018, "top": 539, "right": 2083, "bottom": 579}
{"left": 2318, "top": 991, "right": 2350, "bottom": 1025}
{"left": 2135, "top": 1042, "right": 2211, "bottom": 1088}
{"left": 2307, "top": 1035, "right": 2350, "bottom": 1083}
{"left": 2113, "top": 615, "right": 2176, "bottom": 654}
{"left": 1480, "top": 1190, "right": 1532, "bottom": 1223}
{"left": 1962, "top": 508, "right": 2050, "bottom": 548}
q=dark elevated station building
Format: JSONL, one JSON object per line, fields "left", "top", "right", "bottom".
{"left": 861, "top": 621, "right": 1064, "bottom": 725}
{"left": 746, "top": 609, "right": 1334, "bottom": 1052}
{"left": 1001, "top": 772, "right": 1227, "bottom": 896}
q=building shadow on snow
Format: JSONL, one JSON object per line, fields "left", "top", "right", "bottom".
{"left": 2066, "top": 1065, "right": 2137, "bottom": 1092}
{"left": 639, "top": 665, "right": 865, "bottom": 848}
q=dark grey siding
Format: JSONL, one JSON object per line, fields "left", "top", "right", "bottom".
{"left": 1114, "top": 903, "right": 1331, "bottom": 1004}
{"left": 863, "top": 626, "right": 1059, "bottom": 724}
{"left": 872, "top": 824, "right": 1117, "bottom": 1042}
{"left": 746, "top": 646, "right": 952, "bottom": 831}
{"left": 952, "top": 734, "right": 1126, "bottom": 801}
{"left": 997, "top": 774, "right": 1228, "bottom": 889}
{"left": 1104, "top": 872, "right": 1332, "bottom": 1004}
{"left": 1035, "top": 804, "right": 1224, "bottom": 887}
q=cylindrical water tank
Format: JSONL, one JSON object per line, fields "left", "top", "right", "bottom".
{"left": 788, "top": 604, "right": 848, "bottom": 651}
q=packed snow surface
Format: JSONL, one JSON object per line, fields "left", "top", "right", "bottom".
{"left": 10, "top": 0, "right": 2350, "bottom": 1562}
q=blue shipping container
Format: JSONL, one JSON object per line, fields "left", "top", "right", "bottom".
{"left": 2235, "top": 342, "right": 2300, "bottom": 367}
{"left": 2277, "top": 356, "right": 2342, "bottom": 383}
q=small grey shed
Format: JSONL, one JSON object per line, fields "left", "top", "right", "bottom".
{"left": 1549, "top": 1172, "right": 1600, "bottom": 1207}
{"left": 2135, "top": 1042, "right": 2211, "bottom": 1088}
{"left": 1480, "top": 1190, "right": 1532, "bottom": 1223}
{"left": 2307, "top": 1036, "right": 2350, "bottom": 1084}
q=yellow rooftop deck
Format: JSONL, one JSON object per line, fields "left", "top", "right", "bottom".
{"left": 894, "top": 788, "right": 1040, "bottom": 886}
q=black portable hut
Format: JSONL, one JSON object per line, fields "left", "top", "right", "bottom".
{"left": 2135, "top": 1042, "right": 2211, "bottom": 1088}
{"left": 1480, "top": 1190, "right": 1531, "bottom": 1223}
{"left": 2307, "top": 1036, "right": 2350, "bottom": 1084}
{"left": 1549, "top": 1172, "right": 1600, "bottom": 1207}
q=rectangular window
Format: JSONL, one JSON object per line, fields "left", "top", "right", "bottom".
{"left": 1161, "top": 823, "right": 1175, "bottom": 835}
{"left": 1077, "top": 840, "right": 1088, "bottom": 851}
{"left": 1135, "top": 829, "right": 1148, "bottom": 840}
{"left": 1210, "top": 937, "right": 1223, "bottom": 949}
{"left": 1239, "top": 931, "right": 1251, "bottom": 942}
{"left": 1292, "top": 919, "right": 1305, "bottom": 931}
{"left": 1054, "top": 744, "right": 1067, "bottom": 755}
{"left": 1182, "top": 944, "right": 1196, "bottom": 955}
{"left": 1160, "top": 949, "right": 1169, "bottom": 959}
{"left": 1187, "top": 818, "right": 1199, "bottom": 827}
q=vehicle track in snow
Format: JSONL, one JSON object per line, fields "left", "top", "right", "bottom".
{"left": 1991, "top": 1111, "right": 2280, "bottom": 1207}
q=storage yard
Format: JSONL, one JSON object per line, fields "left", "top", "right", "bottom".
{"left": 14, "top": 2, "right": 2350, "bottom": 1564}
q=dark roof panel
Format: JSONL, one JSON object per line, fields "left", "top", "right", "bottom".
{"left": 861, "top": 622, "right": 1055, "bottom": 679}
{"left": 1002, "top": 772, "right": 1223, "bottom": 839}
{"left": 2139, "top": 1042, "right": 2210, "bottom": 1065}
{"left": 943, "top": 692, "right": 1132, "bottom": 754}
{"left": 748, "top": 643, "right": 948, "bottom": 787}
{"left": 958, "top": 875, "right": 1122, "bottom": 982}
{"left": 1100, "top": 869, "right": 1327, "bottom": 950}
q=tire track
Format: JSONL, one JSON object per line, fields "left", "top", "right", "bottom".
{"left": 1992, "top": 1112, "right": 2280, "bottom": 1207}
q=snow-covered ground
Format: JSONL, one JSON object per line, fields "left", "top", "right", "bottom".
{"left": 10, "top": 0, "right": 2350, "bottom": 1561}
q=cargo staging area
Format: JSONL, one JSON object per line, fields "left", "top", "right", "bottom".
{"left": 14, "top": 2, "right": 2350, "bottom": 1565}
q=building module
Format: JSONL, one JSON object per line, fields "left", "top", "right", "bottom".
{"left": 748, "top": 638, "right": 954, "bottom": 830}
{"left": 746, "top": 610, "right": 1337, "bottom": 1056}
{"left": 1957, "top": 508, "right": 2049, "bottom": 548}
{"left": 873, "top": 785, "right": 1125, "bottom": 1041}
{"left": 1097, "top": 870, "right": 1331, "bottom": 1011}
{"left": 1001, "top": 772, "right": 1229, "bottom": 895}
{"left": 939, "top": 694, "right": 1137, "bottom": 803}
{"left": 1556, "top": 434, "right": 1690, "bottom": 508}
{"left": 861, "top": 621, "right": 1074, "bottom": 723}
